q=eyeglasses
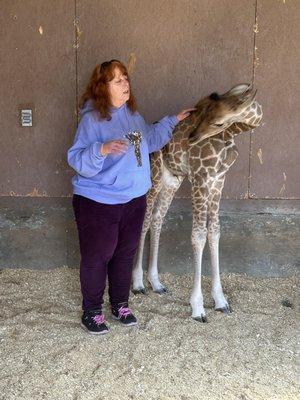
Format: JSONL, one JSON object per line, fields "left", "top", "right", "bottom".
{"left": 100, "top": 59, "right": 121, "bottom": 72}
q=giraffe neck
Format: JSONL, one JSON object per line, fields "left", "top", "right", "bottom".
{"left": 243, "top": 101, "right": 262, "bottom": 124}
{"left": 226, "top": 101, "right": 263, "bottom": 135}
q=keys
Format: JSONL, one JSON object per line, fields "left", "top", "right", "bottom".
{"left": 124, "top": 131, "right": 142, "bottom": 167}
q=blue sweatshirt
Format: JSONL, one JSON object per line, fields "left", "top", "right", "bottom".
{"left": 67, "top": 101, "right": 178, "bottom": 204}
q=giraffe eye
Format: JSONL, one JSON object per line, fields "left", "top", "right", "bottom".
{"left": 214, "top": 123, "right": 223, "bottom": 127}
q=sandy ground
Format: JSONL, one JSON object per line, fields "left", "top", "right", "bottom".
{"left": 0, "top": 267, "right": 299, "bottom": 400}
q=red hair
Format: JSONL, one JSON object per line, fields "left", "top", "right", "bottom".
{"left": 79, "top": 60, "right": 137, "bottom": 120}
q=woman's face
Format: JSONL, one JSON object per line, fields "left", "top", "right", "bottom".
{"left": 108, "top": 67, "right": 130, "bottom": 107}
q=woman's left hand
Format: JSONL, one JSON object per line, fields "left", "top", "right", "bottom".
{"left": 176, "top": 108, "right": 197, "bottom": 122}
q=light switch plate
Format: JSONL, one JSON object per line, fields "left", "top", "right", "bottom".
{"left": 18, "top": 104, "right": 35, "bottom": 127}
{"left": 21, "top": 109, "right": 33, "bottom": 126}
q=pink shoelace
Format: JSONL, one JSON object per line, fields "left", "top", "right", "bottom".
{"left": 118, "top": 306, "right": 132, "bottom": 318}
{"left": 92, "top": 314, "right": 105, "bottom": 325}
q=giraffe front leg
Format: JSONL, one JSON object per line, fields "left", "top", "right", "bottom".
{"left": 190, "top": 227, "right": 207, "bottom": 322}
{"left": 189, "top": 181, "right": 209, "bottom": 322}
{"left": 208, "top": 229, "right": 231, "bottom": 314}
{"left": 207, "top": 182, "right": 231, "bottom": 314}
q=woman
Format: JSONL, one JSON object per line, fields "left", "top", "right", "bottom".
{"left": 68, "top": 60, "right": 194, "bottom": 335}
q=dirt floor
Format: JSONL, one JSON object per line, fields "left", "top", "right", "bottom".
{"left": 0, "top": 267, "right": 299, "bottom": 400}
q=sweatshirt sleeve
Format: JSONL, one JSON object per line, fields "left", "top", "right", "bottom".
{"left": 67, "top": 113, "right": 107, "bottom": 178}
{"left": 142, "top": 115, "right": 178, "bottom": 153}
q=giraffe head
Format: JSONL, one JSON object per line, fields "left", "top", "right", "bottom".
{"left": 189, "top": 84, "right": 262, "bottom": 145}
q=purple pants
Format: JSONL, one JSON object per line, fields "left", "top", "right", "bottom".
{"left": 72, "top": 194, "right": 147, "bottom": 311}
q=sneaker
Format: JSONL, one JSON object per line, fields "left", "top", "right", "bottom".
{"left": 81, "top": 310, "right": 109, "bottom": 335}
{"left": 111, "top": 304, "right": 137, "bottom": 326}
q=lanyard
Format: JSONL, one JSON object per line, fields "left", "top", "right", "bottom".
{"left": 123, "top": 106, "right": 142, "bottom": 167}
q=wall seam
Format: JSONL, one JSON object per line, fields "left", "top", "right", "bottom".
{"left": 74, "top": 0, "right": 79, "bottom": 126}
{"left": 248, "top": 0, "right": 258, "bottom": 199}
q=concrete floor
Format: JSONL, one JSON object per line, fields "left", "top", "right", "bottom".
{"left": 0, "top": 197, "right": 299, "bottom": 277}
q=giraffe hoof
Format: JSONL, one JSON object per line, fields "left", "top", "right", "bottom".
{"left": 193, "top": 315, "right": 208, "bottom": 323}
{"left": 154, "top": 286, "right": 168, "bottom": 295}
{"left": 132, "top": 288, "right": 146, "bottom": 295}
{"left": 215, "top": 305, "right": 232, "bottom": 314}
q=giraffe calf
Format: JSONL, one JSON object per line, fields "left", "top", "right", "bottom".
{"left": 132, "top": 84, "right": 262, "bottom": 321}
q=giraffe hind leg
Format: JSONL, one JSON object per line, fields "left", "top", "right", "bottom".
{"left": 147, "top": 170, "right": 184, "bottom": 294}
{"left": 132, "top": 186, "right": 162, "bottom": 294}
{"left": 132, "top": 153, "right": 164, "bottom": 294}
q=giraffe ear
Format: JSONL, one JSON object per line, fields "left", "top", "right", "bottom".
{"left": 224, "top": 83, "right": 251, "bottom": 97}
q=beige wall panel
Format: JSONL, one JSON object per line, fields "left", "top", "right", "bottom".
{"left": 0, "top": 1, "right": 76, "bottom": 197}
{"left": 250, "top": 0, "right": 300, "bottom": 199}
{"left": 1, "top": 1, "right": 298, "bottom": 201}
{"left": 77, "top": 0, "right": 255, "bottom": 199}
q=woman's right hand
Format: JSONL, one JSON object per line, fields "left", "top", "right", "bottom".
{"left": 100, "top": 139, "right": 128, "bottom": 156}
